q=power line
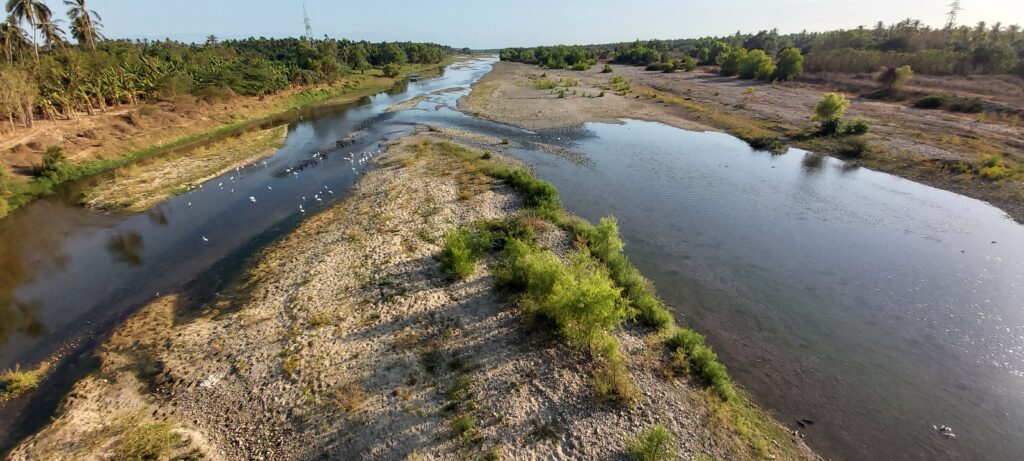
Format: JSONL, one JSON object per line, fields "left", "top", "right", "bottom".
{"left": 945, "top": 0, "right": 963, "bottom": 30}
{"left": 303, "top": 3, "right": 313, "bottom": 38}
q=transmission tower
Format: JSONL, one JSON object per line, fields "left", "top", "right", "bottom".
{"left": 303, "top": 3, "right": 313, "bottom": 38}
{"left": 945, "top": 0, "right": 963, "bottom": 30}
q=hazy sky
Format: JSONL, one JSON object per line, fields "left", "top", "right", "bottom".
{"left": 82, "top": 0, "right": 1024, "bottom": 48}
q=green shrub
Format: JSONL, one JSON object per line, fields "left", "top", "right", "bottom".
{"left": 439, "top": 226, "right": 493, "bottom": 279}
{"left": 876, "top": 65, "right": 913, "bottom": 92}
{"left": 745, "top": 135, "right": 784, "bottom": 152}
{"left": 382, "top": 63, "right": 402, "bottom": 78}
{"left": 571, "top": 61, "right": 590, "bottom": 71}
{"left": 679, "top": 55, "right": 697, "bottom": 72}
{"left": 718, "top": 48, "right": 747, "bottom": 76}
{"left": 835, "top": 137, "right": 869, "bottom": 158}
{"left": 625, "top": 425, "right": 676, "bottom": 461}
{"left": 668, "top": 328, "right": 736, "bottom": 400}
{"left": 534, "top": 79, "right": 559, "bottom": 90}
{"left": 772, "top": 47, "right": 804, "bottom": 81}
{"left": 842, "top": 119, "right": 870, "bottom": 135}
{"left": 738, "top": 49, "right": 775, "bottom": 80}
{"left": 0, "top": 365, "right": 43, "bottom": 401}
{"left": 813, "top": 93, "right": 850, "bottom": 134}
{"left": 40, "top": 146, "right": 71, "bottom": 182}
{"left": 646, "top": 62, "right": 675, "bottom": 72}
{"left": 488, "top": 168, "right": 561, "bottom": 215}
{"left": 602, "top": 63, "right": 613, "bottom": 73}
{"left": 450, "top": 416, "right": 475, "bottom": 438}
{"left": 945, "top": 97, "right": 984, "bottom": 113}
{"left": 914, "top": 94, "right": 947, "bottom": 109}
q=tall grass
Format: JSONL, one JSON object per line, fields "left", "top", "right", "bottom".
{"left": 625, "top": 424, "right": 676, "bottom": 461}
{"left": 567, "top": 216, "right": 675, "bottom": 331}
{"left": 668, "top": 328, "right": 736, "bottom": 401}
{"left": 439, "top": 226, "right": 493, "bottom": 279}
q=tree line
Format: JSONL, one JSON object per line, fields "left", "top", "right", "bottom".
{"left": 500, "top": 18, "right": 1024, "bottom": 78}
{"left": 0, "top": 0, "right": 453, "bottom": 130}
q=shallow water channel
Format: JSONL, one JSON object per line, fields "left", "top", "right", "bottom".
{"left": 1, "top": 57, "right": 1021, "bottom": 460}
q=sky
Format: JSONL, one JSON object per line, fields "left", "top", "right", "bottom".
{"left": 79, "top": 0, "right": 1024, "bottom": 48}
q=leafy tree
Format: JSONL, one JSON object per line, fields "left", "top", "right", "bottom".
{"left": 382, "top": 62, "right": 400, "bottom": 78}
{"left": 36, "top": 15, "right": 64, "bottom": 51}
{"left": 875, "top": 65, "right": 912, "bottom": 92}
{"left": 738, "top": 49, "right": 774, "bottom": 80}
{"left": 678, "top": 54, "right": 696, "bottom": 72}
{"left": 813, "top": 93, "right": 850, "bottom": 134}
{"left": 40, "top": 145, "right": 69, "bottom": 181}
{"left": 1, "top": 14, "right": 29, "bottom": 61}
{"left": 64, "top": 0, "right": 102, "bottom": 50}
{"left": 6, "top": 0, "right": 51, "bottom": 60}
{"left": 773, "top": 47, "right": 803, "bottom": 80}
{"left": 717, "top": 47, "right": 747, "bottom": 76}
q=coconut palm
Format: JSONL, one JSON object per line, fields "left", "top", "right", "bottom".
{"left": 0, "top": 14, "right": 29, "bottom": 61}
{"left": 64, "top": 0, "right": 100, "bottom": 50}
{"left": 5, "top": 0, "right": 51, "bottom": 60}
{"left": 36, "top": 15, "right": 63, "bottom": 50}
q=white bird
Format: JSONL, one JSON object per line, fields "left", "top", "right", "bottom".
{"left": 187, "top": 201, "right": 192, "bottom": 207}
{"left": 218, "top": 182, "right": 223, "bottom": 188}
{"left": 267, "top": 186, "right": 273, "bottom": 190}
{"left": 249, "top": 196, "right": 257, "bottom": 203}
{"left": 316, "top": 196, "right": 322, "bottom": 202}
{"left": 229, "top": 176, "right": 234, "bottom": 181}
{"left": 328, "top": 190, "right": 333, "bottom": 195}
{"left": 230, "top": 188, "right": 235, "bottom": 193}
{"left": 202, "top": 236, "right": 209, "bottom": 242}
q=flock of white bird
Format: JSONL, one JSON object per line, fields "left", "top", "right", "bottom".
{"left": 196, "top": 145, "right": 385, "bottom": 243}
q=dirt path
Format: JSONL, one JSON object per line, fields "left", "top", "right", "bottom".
{"left": 8, "top": 133, "right": 815, "bottom": 461}
{"left": 461, "top": 62, "right": 1024, "bottom": 222}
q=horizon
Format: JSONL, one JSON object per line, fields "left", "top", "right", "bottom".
{"left": 68, "top": 0, "right": 1024, "bottom": 48}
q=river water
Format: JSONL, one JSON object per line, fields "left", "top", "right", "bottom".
{"left": 1, "top": 57, "right": 1021, "bottom": 460}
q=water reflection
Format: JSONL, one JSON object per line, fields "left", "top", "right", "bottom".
{"left": 801, "top": 152, "right": 826, "bottom": 172}
{"left": 105, "top": 231, "right": 145, "bottom": 266}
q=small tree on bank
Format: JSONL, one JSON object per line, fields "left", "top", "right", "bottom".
{"left": 875, "top": 65, "right": 913, "bottom": 93}
{"left": 812, "top": 93, "right": 850, "bottom": 134}
{"left": 773, "top": 47, "right": 804, "bottom": 81}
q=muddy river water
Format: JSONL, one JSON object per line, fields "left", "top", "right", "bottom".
{"left": 1, "top": 57, "right": 1021, "bottom": 460}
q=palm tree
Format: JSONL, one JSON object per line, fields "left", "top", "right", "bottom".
{"left": 5, "top": 0, "right": 51, "bottom": 60}
{"left": 37, "top": 15, "right": 63, "bottom": 51}
{"left": 64, "top": 0, "right": 100, "bottom": 50}
{"left": 0, "top": 13, "right": 29, "bottom": 61}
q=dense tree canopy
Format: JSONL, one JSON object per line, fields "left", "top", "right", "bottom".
{"left": 501, "top": 18, "right": 1024, "bottom": 78}
{"left": 0, "top": 0, "right": 453, "bottom": 128}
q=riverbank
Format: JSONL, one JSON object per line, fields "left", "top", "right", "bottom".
{"left": 460, "top": 61, "right": 1024, "bottom": 222}
{"left": 81, "top": 126, "right": 287, "bottom": 212}
{"left": 7, "top": 132, "right": 815, "bottom": 460}
{"left": 0, "top": 59, "right": 460, "bottom": 217}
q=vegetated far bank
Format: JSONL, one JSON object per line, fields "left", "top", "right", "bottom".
{"left": 0, "top": 29, "right": 462, "bottom": 219}
{"left": 462, "top": 60, "right": 1024, "bottom": 223}
{"left": 7, "top": 129, "right": 815, "bottom": 461}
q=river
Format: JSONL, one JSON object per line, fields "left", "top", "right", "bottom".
{"left": 1, "top": 56, "right": 1021, "bottom": 460}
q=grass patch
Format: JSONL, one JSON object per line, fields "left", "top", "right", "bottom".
{"left": 668, "top": 328, "right": 736, "bottom": 401}
{"left": 111, "top": 421, "right": 182, "bottom": 461}
{"left": 450, "top": 415, "right": 476, "bottom": 438}
{"left": 625, "top": 424, "right": 676, "bottom": 461}
{"left": 0, "top": 362, "right": 48, "bottom": 402}
{"left": 438, "top": 225, "right": 493, "bottom": 280}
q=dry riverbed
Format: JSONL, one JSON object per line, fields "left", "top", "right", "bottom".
{"left": 461, "top": 61, "right": 1024, "bottom": 222}
{"left": 8, "top": 133, "right": 814, "bottom": 460}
